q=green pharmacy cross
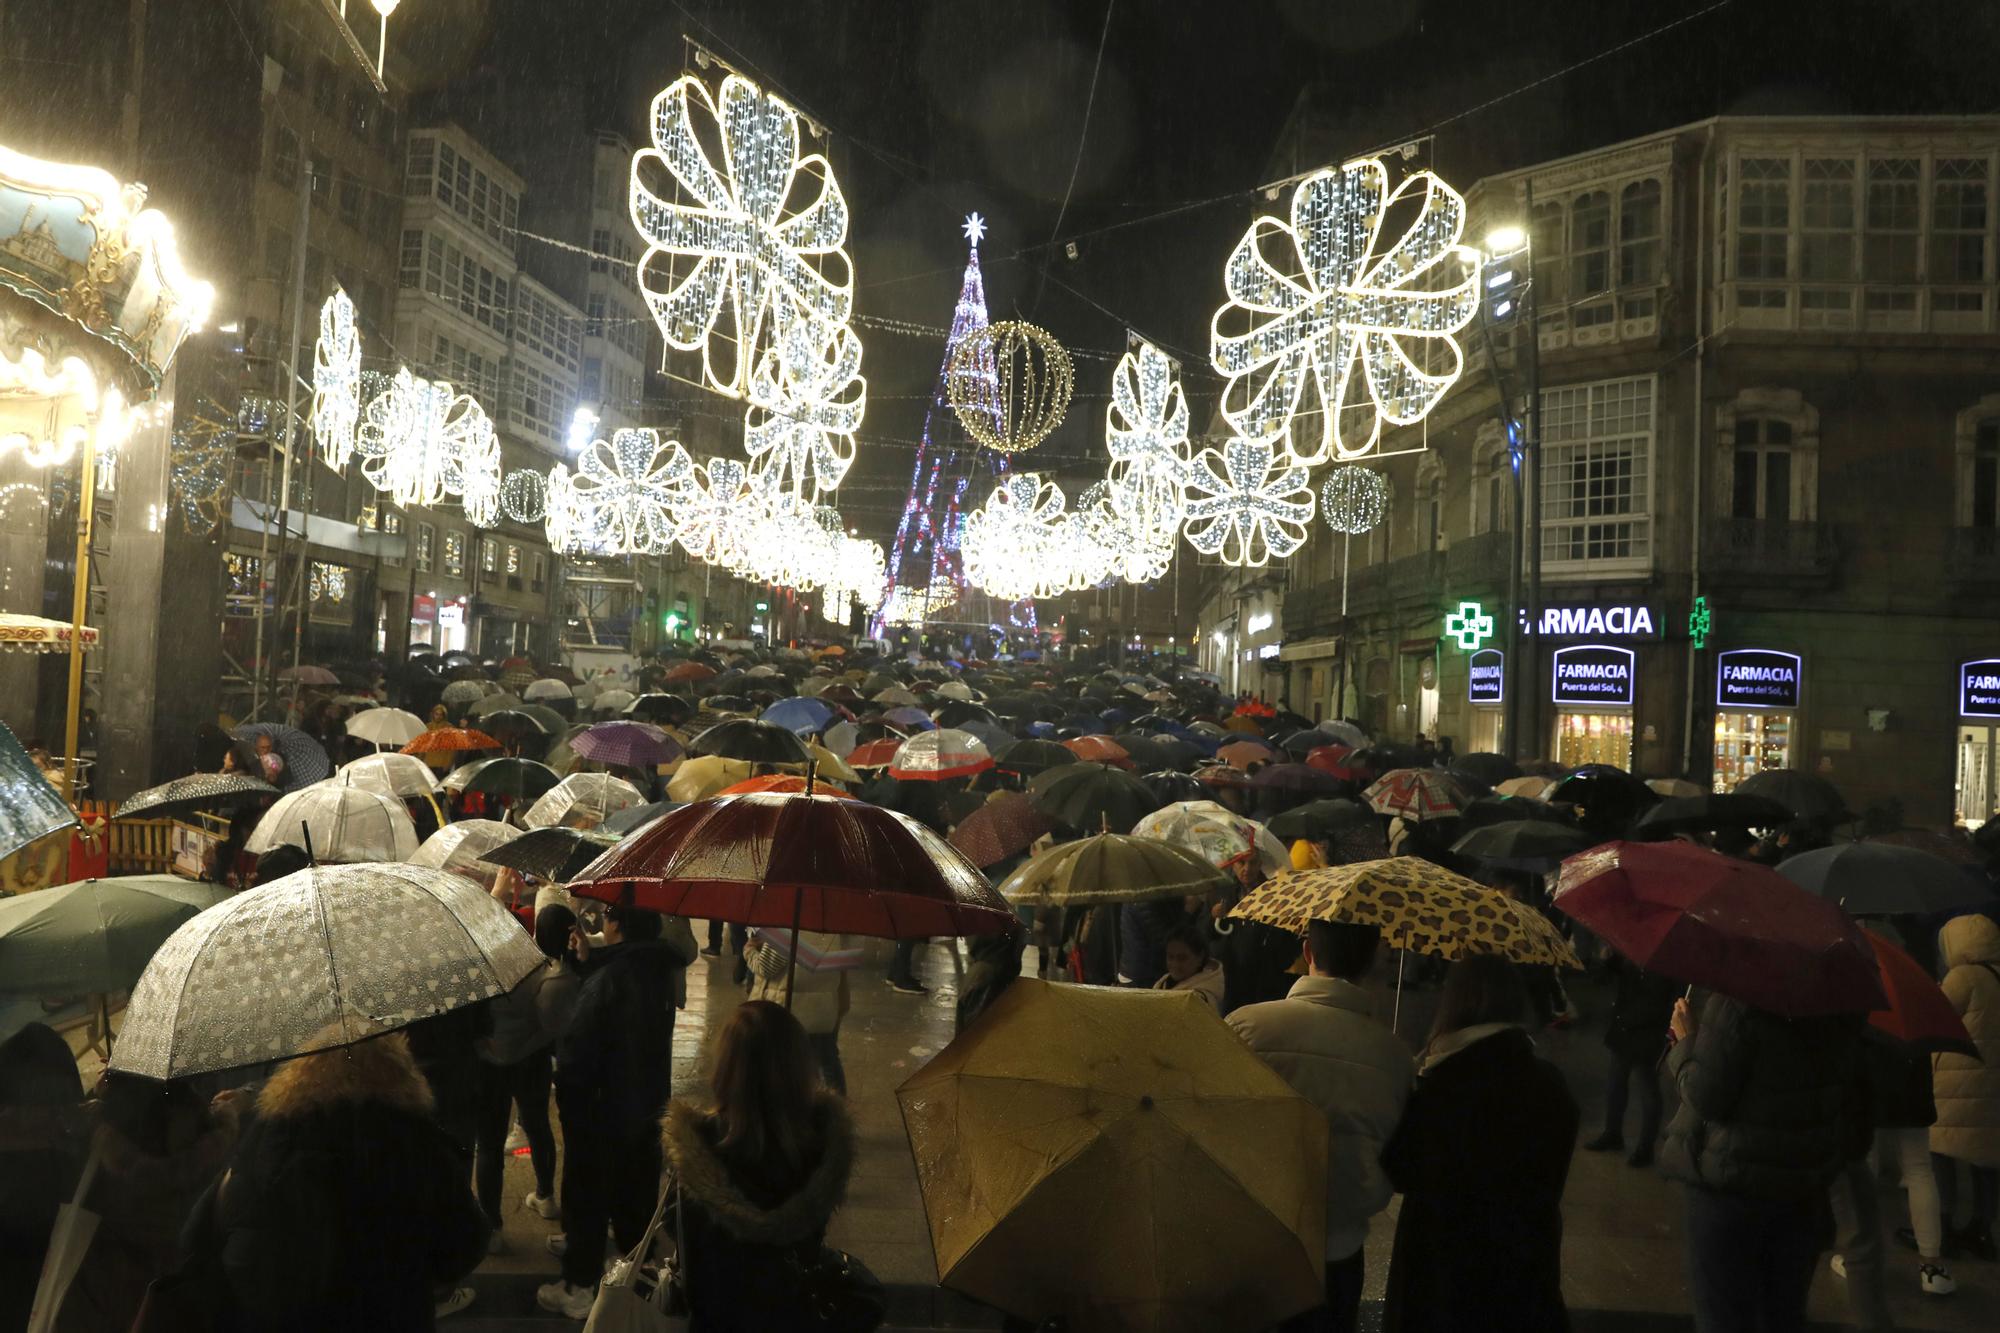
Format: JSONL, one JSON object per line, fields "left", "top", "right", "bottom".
{"left": 1688, "top": 596, "right": 1712, "bottom": 649}
{"left": 1443, "top": 600, "right": 1495, "bottom": 652}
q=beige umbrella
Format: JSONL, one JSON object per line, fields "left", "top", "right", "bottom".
{"left": 666, "top": 754, "right": 753, "bottom": 802}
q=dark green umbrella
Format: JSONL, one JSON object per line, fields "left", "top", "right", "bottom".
{"left": 1027, "top": 763, "right": 1156, "bottom": 835}
{"left": 997, "top": 832, "right": 1233, "bottom": 908}
{"left": 995, "top": 739, "right": 1078, "bottom": 778}
{"left": 0, "top": 876, "right": 230, "bottom": 995}
{"left": 1450, "top": 820, "right": 1599, "bottom": 873}
{"left": 481, "top": 826, "right": 621, "bottom": 883}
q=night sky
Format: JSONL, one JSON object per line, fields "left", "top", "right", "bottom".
{"left": 401, "top": 0, "right": 2000, "bottom": 542}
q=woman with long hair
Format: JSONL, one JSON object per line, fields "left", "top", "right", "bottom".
{"left": 662, "top": 1000, "right": 858, "bottom": 1332}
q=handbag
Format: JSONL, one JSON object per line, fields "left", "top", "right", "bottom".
{"left": 788, "top": 1244, "right": 885, "bottom": 1333}
{"left": 584, "top": 1182, "right": 690, "bottom": 1333}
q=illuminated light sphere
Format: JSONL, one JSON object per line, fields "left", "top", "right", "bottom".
{"left": 947, "top": 320, "right": 1073, "bottom": 455}
{"left": 1320, "top": 464, "right": 1388, "bottom": 535}
{"left": 1210, "top": 156, "right": 1482, "bottom": 465}
{"left": 310, "top": 288, "right": 362, "bottom": 469}
{"left": 354, "top": 368, "right": 492, "bottom": 510}
{"left": 630, "top": 70, "right": 854, "bottom": 399}
{"left": 1181, "top": 436, "right": 1314, "bottom": 568}
{"left": 499, "top": 468, "right": 548, "bottom": 523}
{"left": 743, "top": 316, "right": 865, "bottom": 498}
{"left": 570, "top": 427, "right": 694, "bottom": 555}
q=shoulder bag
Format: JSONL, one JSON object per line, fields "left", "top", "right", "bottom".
{"left": 584, "top": 1182, "right": 689, "bottom": 1333}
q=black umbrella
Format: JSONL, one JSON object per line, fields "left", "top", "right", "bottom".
{"left": 1451, "top": 752, "right": 1523, "bottom": 789}
{"left": 995, "top": 739, "right": 1079, "bottom": 778}
{"left": 1118, "top": 734, "right": 1204, "bottom": 773}
{"left": 1266, "top": 798, "right": 1378, "bottom": 844}
{"left": 1734, "top": 769, "right": 1851, "bottom": 824}
{"left": 1457, "top": 795, "right": 1577, "bottom": 831}
{"left": 933, "top": 701, "right": 997, "bottom": 729}
{"left": 1777, "top": 843, "right": 1994, "bottom": 916}
{"left": 1126, "top": 714, "right": 1184, "bottom": 734}
{"left": 1631, "top": 792, "right": 1795, "bottom": 840}
{"left": 1451, "top": 820, "right": 1598, "bottom": 873}
{"left": 1250, "top": 763, "right": 1347, "bottom": 796}
{"left": 114, "top": 771, "right": 280, "bottom": 821}
{"left": 1548, "top": 764, "right": 1659, "bottom": 829}
{"left": 626, "top": 693, "right": 697, "bottom": 727}
{"left": 443, "top": 756, "right": 562, "bottom": 800}
{"left": 699, "top": 694, "right": 755, "bottom": 715}
{"left": 1139, "top": 771, "right": 1208, "bottom": 807}
{"left": 480, "top": 826, "right": 621, "bottom": 883}
{"left": 688, "top": 719, "right": 813, "bottom": 764}
{"left": 480, "top": 710, "right": 554, "bottom": 744}
{"left": 859, "top": 775, "right": 982, "bottom": 835}
{"left": 1027, "top": 763, "right": 1156, "bottom": 835}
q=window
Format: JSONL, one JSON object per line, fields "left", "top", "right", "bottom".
{"left": 532, "top": 552, "right": 547, "bottom": 592}
{"left": 1540, "top": 376, "right": 1654, "bottom": 569}
{"left": 585, "top": 293, "right": 605, "bottom": 337}
{"left": 1736, "top": 157, "right": 1791, "bottom": 280}
{"left": 405, "top": 135, "right": 434, "bottom": 197}
{"left": 1732, "top": 418, "right": 1794, "bottom": 523}
{"left": 337, "top": 172, "right": 363, "bottom": 227}
{"left": 1529, "top": 201, "right": 1564, "bottom": 308}
{"left": 1865, "top": 158, "right": 1920, "bottom": 283}
{"left": 1570, "top": 192, "right": 1611, "bottom": 297}
{"left": 367, "top": 193, "right": 398, "bottom": 242}
{"left": 1800, "top": 158, "right": 1855, "bottom": 281}
{"left": 443, "top": 530, "right": 466, "bottom": 577}
{"left": 271, "top": 126, "right": 299, "bottom": 187}
{"left": 505, "top": 543, "right": 521, "bottom": 575}
{"left": 1973, "top": 421, "right": 1999, "bottom": 530}
{"left": 311, "top": 59, "right": 338, "bottom": 115}
{"left": 399, "top": 229, "right": 424, "bottom": 289}
{"left": 415, "top": 522, "right": 435, "bottom": 572}
{"left": 360, "top": 280, "right": 385, "bottom": 332}
{"left": 308, "top": 152, "right": 332, "bottom": 208}
{"left": 479, "top": 536, "right": 499, "bottom": 573}
{"left": 1618, "top": 180, "right": 1661, "bottom": 287}
{"left": 265, "top": 228, "right": 292, "bottom": 281}
{"left": 1417, "top": 464, "right": 1444, "bottom": 552}
{"left": 590, "top": 228, "right": 611, "bottom": 273}
{"left": 580, "top": 356, "right": 602, "bottom": 400}
{"left": 1933, "top": 157, "right": 1988, "bottom": 284}
{"left": 346, "top": 84, "right": 372, "bottom": 139}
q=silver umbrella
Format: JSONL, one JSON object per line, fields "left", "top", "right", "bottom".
{"left": 440, "top": 679, "right": 489, "bottom": 710}
{"left": 110, "top": 862, "right": 545, "bottom": 1080}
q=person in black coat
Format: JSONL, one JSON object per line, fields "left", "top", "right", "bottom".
{"left": 194, "top": 1032, "right": 487, "bottom": 1331}
{"left": 1382, "top": 954, "right": 1579, "bottom": 1333}
{"left": 1583, "top": 952, "right": 1678, "bottom": 1167}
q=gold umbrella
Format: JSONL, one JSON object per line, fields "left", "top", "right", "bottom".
{"left": 665, "top": 754, "right": 753, "bottom": 802}
{"left": 898, "top": 979, "right": 1326, "bottom": 1333}
{"left": 1230, "top": 856, "right": 1580, "bottom": 968}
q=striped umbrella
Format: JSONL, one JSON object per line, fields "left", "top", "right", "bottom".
{"left": 1362, "top": 768, "right": 1470, "bottom": 822}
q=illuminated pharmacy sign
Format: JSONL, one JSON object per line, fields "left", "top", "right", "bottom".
{"left": 1552, "top": 644, "right": 1635, "bottom": 707}
{"left": 1443, "top": 601, "right": 1494, "bottom": 652}
{"left": 1468, "top": 648, "right": 1504, "bottom": 704}
{"left": 1716, "top": 649, "right": 1801, "bottom": 710}
{"left": 1961, "top": 659, "right": 2000, "bottom": 718}
{"left": 1518, "top": 604, "right": 1659, "bottom": 638}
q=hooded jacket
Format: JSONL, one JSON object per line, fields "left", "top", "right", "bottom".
{"left": 205, "top": 1036, "right": 488, "bottom": 1331}
{"left": 1931, "top": 912, "right": 2000, "bottom": 1166}
{"left": 556, "top": 937, "right": 682, "bottom": 1129}
{"left": 1657, "top": 990, "right": 1861, "bottom": 1200}
{"left": 661, "top": 1093, "right": 855, "bottom": 1332}
{"left": 1153, "top": 957, "right": 1227, "bottom": 1009}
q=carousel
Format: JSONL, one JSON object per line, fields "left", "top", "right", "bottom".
{"left": 0, "top": 143, "right": 212, "bottom": 800}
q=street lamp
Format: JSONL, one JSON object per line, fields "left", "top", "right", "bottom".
{"left": 1475, "top": 217, "right": 1542, "bottom": 761}
{"left": 369, "top": 1, "right": 401, "bottom": 77}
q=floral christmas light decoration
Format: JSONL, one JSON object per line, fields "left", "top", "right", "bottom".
{"left": 743, "top": 317, "right": 865, "bottom": 497}
{"left": 568, "top": 428, "right": 694, "bottom": 555}
{"left": 1181, "top": 437, "right": 1314, "bottom": 568}
{"left": 353, "top": 369, "right": 494, "bottom": 511}
{"left": 310, "top": 288, "right": 361, "bottom": 470}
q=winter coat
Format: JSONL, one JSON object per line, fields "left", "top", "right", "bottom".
{"left": 1381, "top": 1027, "right": 1577, "bottom": 1333}
{"left": 0, "top": 1023, "right": 87, "bottom": 1333}
{"left": 1931, "top": 912, "right": 2000, "bottom": 1165}
{"left": 1118, "top": 900, "right": 1189, "bottom": 988}
{"left": 1602, "top": 956, "right": 1678, "bottom": 1065}
{"left": 1212, "top": 916, "right": 1301, "bottom": 1015}
{"left": 1227, "top": 975, "right": 1414, "bottom": 1259}
{"left": 204, "top": 1041, "right": 488, "bottom": 1331}
{"left": 556, "top": 938, "right": 683, "bottom": 1131}
{"left": 1658, "top": 990, "right": 1862, "bottom": 1200}
{"left": 1153, "top": 958, "right": 1226, "bottom": 1009}
{"left": 661, "top": 1092, "right": 855, "bottom": 1333}
{"left": 477, "top": 959, "right": 559, "bottom": 1067}
{"left": 749, "top": 931, "right": 854, "bottom": 1035}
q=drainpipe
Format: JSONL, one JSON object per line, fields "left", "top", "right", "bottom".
{"left": 1682, "top": 124, "right": 1715, "bottom": 779}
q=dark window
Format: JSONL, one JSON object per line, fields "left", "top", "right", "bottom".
{"left": 1976, "top": 422, "right": 2000, "bottom": 529}
{"left": 337, "top": 173, "right": 362, "bottom": 227}
{"left": 271, "top": 127, "right": 299, "bottom": 187}
{"left": 1732, "top": 417, "right": 1794, "bottom": 523}
{"left": 265, "top": 228, "right": 292, "bottom": 281}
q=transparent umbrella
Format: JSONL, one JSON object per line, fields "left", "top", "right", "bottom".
{"left": 246, "top": 786, "right": 419, "bottom": 862}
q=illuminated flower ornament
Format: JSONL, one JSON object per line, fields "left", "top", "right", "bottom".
{"left": 676, "top": 456, "right": 755, "bottom": 565}
{"left": 569, "top": 428, "right": 694, "bottom": 555}
{"left": 354, "top": 369, "right": 492, "bottom": 509}
{"left": 451, "top": 409, "right": 503, "bottom": 528}
{"left": 1210, "top": 157, "right": 1482, "bottom": 464}
{"left": 630, "top": 71, "right": 853, "bottom": 399}
{"left": 743, "top": 316, "right": 865, "bottom": 497}
{"left": 310, "top": 288, "right": 361, "bottom": 470}
{"left": 1182, "top": 437, "right": 1314, "bottom": 567}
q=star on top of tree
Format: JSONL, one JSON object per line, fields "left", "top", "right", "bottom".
{"left": 962, "top": 212, "right": 987, "bottom": 246}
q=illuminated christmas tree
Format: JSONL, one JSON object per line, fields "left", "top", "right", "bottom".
{"left": 876, "top": 215, "right": 1036, "bottom": 644}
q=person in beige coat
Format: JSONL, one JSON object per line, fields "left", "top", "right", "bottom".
{"left": 749, "top": 928, "right": 855, "bottom": 1096}
{"left": 1931, "top": 912, "right": 2000, "bottom": 1258}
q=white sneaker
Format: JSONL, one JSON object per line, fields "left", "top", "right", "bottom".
{"left": 525, "top": 1190, "right": 560, "bottom": 1220}
{"left": 535, "top": 1279, "right": 594, "bottom": 1320}
{"left": 1830, "top": 1254, "right": 1847, "bottom": 1278}
{"left": 1920, "top": 1263, "right": 1957, "bottom": 1296}
{"left": 434, "top": 1286, "right": 476, "bottom": 1319}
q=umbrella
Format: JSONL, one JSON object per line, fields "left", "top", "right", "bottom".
{"left": 439, "top": 679, "right": 489, "bottom": 711}
{"left": 890, "top": 728, "right": 995, "bottom": 781}
{"left": 948, "top": 792, "right": 1056, "bottom": 869}
{"left": 1063, "top": 735, "right": 1131, "bottom": 768}
{"left": 602, "top": 800, "right": 683, "bottom": 835}
{"left": 440, "top": 756, "right": 561, "bottom": 800}
{"left": 1776, "top": 843, "right": 1994, "bottom": 917}
{"left": 872, "top": 686, "right": 921, "bottom": 707}
{"left": 113, "top": 772, "right": 278, "bottom": 820}
{"left": 933, "top": 701, "right": 997, "bottom": 730}
{"left": 398, "top": 727, "right": 500, "bottom": 757}
{"left": 522, "top": 772, "right": 645, "bottom": 830}
{"left": 1265, "top": 798, "right": 1377, "bottom": 844}
{"left": 763, "top": 696, "right": 838, "bottom": 735}
{"left": 571, "top": 720, "right": 684, "bottom": 770}
{"left": 479, "top": 710, "right": 554, "bottom": 747}
{"left": 1450, "top": 820, "right": 1598, "bottom": 873}
{"left": 1861, "top": 928, "right": 1976, "bottom": 1055}
{"left": 1494, "top": 776, "right": 1557, "bottom": 801}
{"left": 1457, "top": 795, "right": 1574, "bottom": 831}
{"left": 898, "top": 979, "right": 1327, "bottom": 1333}
{"left": 480, "top": 825, "right": 622, "bottom": 883}
{"left": 1249, "top": 763, "right": 1347, "bottom": 797}
{"left": 1028, "top": 763, "right": 1157, "bottom": 835}
{"left": 407, "top": 819, "right": 522, "bottom": 888}
{"left": 1133, "top": 801, "right": 1289, "bottom": 877}
{"left": 1631, "top": 792, "right": 1796, "bottom": 840}
{"left": 591, "top": 688, "right": 638, "bottom": 714}
{"left": 524, "top": 677, "right": 575, "bottom": 700}
{"left": 847, "top": 737, "right": 903, "bottom": 770}
{"left": 883, "top": 705, "right": 937, "bottom": 730}
{"left": 689, "top": 718, "right": 815, "bottom": 765}
{"left": 344, "top": 707, "right": 427, "bottom": 747}
{"left": 515, "top": 703, "right": 571, "bottom": 735}
{"left": 230, "top": 723, "right": 332, "bottom": 790}
{"left": 1278, "top": 728, "right": 1349, "bottom": 759}
{"left": 1553, "top": 840, "right": 1884, "bottom": 1016}
{"left": 997, "top": 832, "right": 1233, "bottom": 907}
{"left": 109, "top": 863, "right": 546, "bottom": 1080}
{"left": 995, "top": 739, "right": 1078, "bottom": 778}
{"left": 245, "top": 786, "right": 420, "bottom": 862}
{"left": 798, "top": 741, "right": 862, "bottom": 786}
{"left": 667, "top": 755, "right": 754, "bottom": 802}
{"left": 626, "top": 693, "right": 697, "bottom": 727}
{"left": 1733, "top": 768, "right": 1851, "bottom": 823}
{"left": 331, "top": 752, "right": 441, "bottom": 801}
{"left": 719, "top": 773, "right": 853, "bottom": 799}
{"left": 1450, "top": 752, "right": 1522, "bottom": 788}
{"left": 956, "top": 718, "right": 1015, "bottom": 759}
{"left": 1217, "top": 738, "right": 1281, "bottom": 770}
{"left": 567, "top": 792, "right": 1013, "bottom": 940}
{"left": 277, "top": 664, "right": 340, "bottom": 686}
{"left": 1362, "top": 768, "right": 1469, "bottom": 822}
{"left": 863, "top": 775, "right": 981, "bottom": 835}
{"left": 1138, "top": 771, "right": 1208, "bottom": 807}
{"left": 463, "top": 691, "right": 526, "bottom": 720}
{"left": 1866, "top": 827, "right": 1981, "bottom": 866}
{"left": 1647, "top": 778, "right": 1705, "bottom": 799}
{"left": 699, "top": 694, "right": 756, "bottom": 716}
{"left": 0, "top": 875, "right": 231, "bottom": 996}
{"left": 1118, "top": 734, "right": 1205, "bottom": 773}
{"left": 935, "top": 680, "right": 976, "bottom": 702}
{"left": 1232, "top": 858, "right": 1580, "bottom": 968}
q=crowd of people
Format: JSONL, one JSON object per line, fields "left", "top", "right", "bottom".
{"left": 4, "top": 640, "right": 1998, "bottom": 1333}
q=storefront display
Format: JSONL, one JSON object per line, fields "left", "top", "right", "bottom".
{"left": 1958, "top": 660, "right": 2000, "bottom": 827}
{"left": 1713, "top": 649, "right": 1800, "bottom": 791}
{"left": 1467, "top": 647, "right": 1503, "bottom": 754}
{"left": 1551, "top": 644, "right": 1634, "bottom": 767}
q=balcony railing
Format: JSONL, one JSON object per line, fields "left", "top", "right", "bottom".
{"left": 1702, "top": 518, "right": 1838, "bottom": 582}
{"left": 1444, "top": 530, "right": 1512, "bottom": 589}
{"left": 1948, "top": 526, "right": 2000, "bottom": 586}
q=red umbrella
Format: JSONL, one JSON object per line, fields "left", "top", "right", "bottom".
{"left": 1304, "top": 744, "right": 1352, "bottom": 773}
{"left": 847, "top": 737, "right": 903, "bottom": 770}
{"left": 400, "top": 727, "right": 501, "bottom": 756}
{"left": 1863, "top": 928, "right": 1976, "bottom": 1054}
{"left": 1554, "top": 840, "right": 1885, "bottom": 1017}
{"left": 1217, "top": 738, "right": 1280, "bottom": 770}
{"left": 1062, "top": 734, "right": 1131, "bottom": 768}
{"left": 567, "top": 792, "right": 1013, "bottom": 940}
{"left": 948, "top": 792, "right": 1056, "bottom": 869}
{"left": 664, "top": 661, "right": 717, "bottom": 684}
{"left": 719, "top": 774, "right": 856, "bottom": 799}
{"left": 1362, "top": 768, "right": 1468, "bottom": 822}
